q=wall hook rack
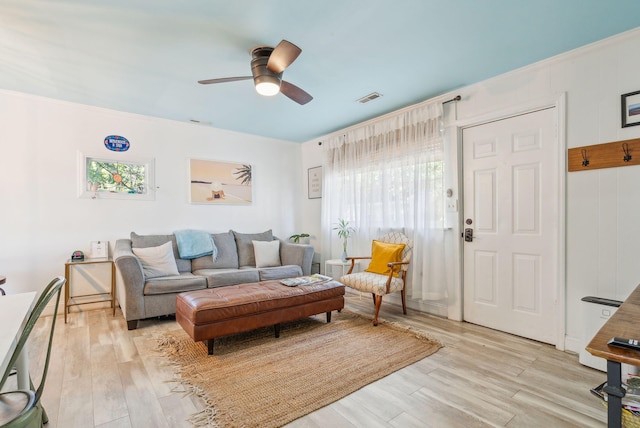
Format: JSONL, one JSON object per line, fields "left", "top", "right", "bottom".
{"left": 623, "top": 142, "right": 632, "bottom": 162}
{"left": 568, "top": 138, "right": 640, "bottom": 171}
{"left": 581, "top": 149, "right": 589, "bottom": 167}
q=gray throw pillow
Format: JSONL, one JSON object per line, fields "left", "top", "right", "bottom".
{"left": 192, "top": 231, "right": 239, "bottom": 270}
{"left": 131, "top": 232, "right": 174, "bottom": 248}
{"left": 232, "top": 229, "right": 273, "bottom": 267}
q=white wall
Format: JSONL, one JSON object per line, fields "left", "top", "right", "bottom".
{"left": 301, "top": 27, "right": 640, "bottom": 352}
{"left": 0, "top": 90, "right": 304, "bottom": 299}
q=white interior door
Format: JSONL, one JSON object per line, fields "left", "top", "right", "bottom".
{"left": 462, "top": 107, "right": 558, "bottom": 344}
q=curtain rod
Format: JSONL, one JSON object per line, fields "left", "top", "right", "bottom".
{"left": 442, "top": 95, "right": 461, "bottom": 105}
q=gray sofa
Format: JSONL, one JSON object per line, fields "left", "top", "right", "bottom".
{"left": 114, "top": 229, "right": 314, "bottom": 330}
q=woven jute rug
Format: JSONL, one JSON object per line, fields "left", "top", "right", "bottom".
{"left": 157, "top": 310, "right": 442, "bottom": 428}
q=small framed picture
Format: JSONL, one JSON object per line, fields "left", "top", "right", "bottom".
{"left": 308, "top": 166, "right": 322, "bottom": 199}
{"left": 90, "top": 241, "right": 108, "bottom": 259}
{"left": 621, "top": 90, "right": 640, "bottom": 128}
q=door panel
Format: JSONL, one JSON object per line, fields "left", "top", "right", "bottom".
{"left": 475, "top": 169, "right": 496, "bottom": 232}
{"left": 474, "top": 251, "right": 497, "bottom": 304}
{"left": 513, "top": 164, "right": 539, "bottom": 233}
{"left": 512, "top": 253, "right": 540, "bottom": 312}
{"left": 463, "top": 108, "right": 558, "bottom": 344}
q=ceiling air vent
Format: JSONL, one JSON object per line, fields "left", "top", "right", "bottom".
{"left": 189, "top": 119, "right": 212, "bottom": 125}
{"left": 356, "top": 92, "right": 383, "bottom": 104}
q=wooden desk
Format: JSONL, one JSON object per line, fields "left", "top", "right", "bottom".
{"left": 64, "top": 258, "right": 116, "bottom": 323}
{"left": 0, "top": 292, "right": 36, "bottom": 389}
{"left": 586, "top": 284, "right": 640, "bottom": 427}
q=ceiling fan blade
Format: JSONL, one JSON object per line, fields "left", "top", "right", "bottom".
{"left": 280, "top": 80, "right": 313, "bottom": 105}
{"left": 198, "top": 76, "right": 252, "bottom": 85}
{"left": 267, "top": 40, "right": 302, "bottom": 73}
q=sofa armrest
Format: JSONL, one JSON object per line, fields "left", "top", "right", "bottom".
{"left": 280, "top": 241, "right": 314, "bottom": 275}
{"left": 114, "top": 239, "right": 146, "bottom": 322}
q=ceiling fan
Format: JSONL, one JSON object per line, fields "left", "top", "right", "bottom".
{"left": 198, "top": 39, "right": 313, "bottom": 105}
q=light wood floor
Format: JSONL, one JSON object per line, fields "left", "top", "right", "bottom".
{"left": 12, "top": 296, "right": 607, "bottom": 427}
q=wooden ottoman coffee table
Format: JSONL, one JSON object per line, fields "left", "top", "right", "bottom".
{"left": 176, "top": 279, "right": 345, "bottom": 354}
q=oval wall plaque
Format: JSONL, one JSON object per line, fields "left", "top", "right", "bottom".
{"left": 104, "top": 135, "right": 130, "bottom": 152}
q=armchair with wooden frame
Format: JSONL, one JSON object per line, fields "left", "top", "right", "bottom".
{"left": 340, "top": 231, "right": 413, "bottom": 326}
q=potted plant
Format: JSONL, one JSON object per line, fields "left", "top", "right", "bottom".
{"left": 333, "top": 218, "right": 355, "bottom": 262}
{"left": 288, "top": 233, "right": 310, "bottom": 244}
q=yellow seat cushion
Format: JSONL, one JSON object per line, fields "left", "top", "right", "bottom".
{"left": 365, "top": 240, "right": 406, "bottom": 277}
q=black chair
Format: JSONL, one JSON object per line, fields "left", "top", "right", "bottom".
{"left": 0, "top": 276, "right": 65, "bottom": 427}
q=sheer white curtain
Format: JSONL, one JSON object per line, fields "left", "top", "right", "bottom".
{"left": 320, "top": 101, "right": 447, "bottom": 303}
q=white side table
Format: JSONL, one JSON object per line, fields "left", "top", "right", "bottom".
{"left": 325, "top": 259, "right": 361, "bottom": 279}
{"left": 64, "top": 258, "right": 116, "bottom": 323}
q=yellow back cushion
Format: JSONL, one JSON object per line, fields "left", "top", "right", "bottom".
{"left": 365, "top": 240, "right": 406, "bottom": 276}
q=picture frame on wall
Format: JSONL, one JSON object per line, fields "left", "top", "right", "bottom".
{"left": 308, "top": 166, "right": 322, "bottom": 199}
{"left": 189, "top": 158, "right": 253, "bottom": 205}
{"left": 621, "top": 90, "right": 640, "bottom": 128}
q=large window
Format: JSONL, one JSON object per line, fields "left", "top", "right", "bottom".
{"left": 78, "top": 153, "right": 155, "bottom": 200}
{"left": 338, "top": 156, "right": 444, "bottom": 230}
{"left": 320, "top": 101, "right": 447, "bottom": 303}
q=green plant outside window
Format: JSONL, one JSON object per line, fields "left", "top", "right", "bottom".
{"left": 86, "top": 158, "right": 147, "bottom": 194}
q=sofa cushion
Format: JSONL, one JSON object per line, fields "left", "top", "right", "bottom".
{"left": 253, "top": 240, "right": 281, "bottom": 268}
{"left": 132, "top": 241, "right": 180, "bottom": 279}
{"left": 191, "top": 231, "right": 239, "bottom": 270}
{"left": 143, "top": 272, "right": 207, "bottom": 295}
{"left": 131, "top": 232, "right": 191, "bottom": 273}
{"left": 232, "top": 229, "right": 273, "bottom": 267}
{"left": 193, "top": 268, "right": 260, "bottom": 288}
{"left": 258, "top": 265, "right": 303, "bottom": 281}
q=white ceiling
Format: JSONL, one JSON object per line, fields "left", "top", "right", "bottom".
{"left": 1, "top": 1, "right": 640, "bottom": 142}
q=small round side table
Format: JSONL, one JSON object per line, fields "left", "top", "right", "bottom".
{"left": 324, "top": 259, "right": 361, "bottom": 278}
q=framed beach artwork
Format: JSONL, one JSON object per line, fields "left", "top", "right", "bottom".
{"left": 621, "top": 90, "right": 640, "bottom": 128}
{"left": 189, "top": 158, "right": 253, "bottom": 205}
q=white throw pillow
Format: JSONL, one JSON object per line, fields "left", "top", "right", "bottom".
{"left": 253, "top": 240, "right": 281, "bottom": 268}
{"left": 132, "top": 241, "right": 180, "bottom": 279}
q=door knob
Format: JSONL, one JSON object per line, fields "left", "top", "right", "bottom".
{"left": 464, "top": 228, "right": 473, "bottom": 242}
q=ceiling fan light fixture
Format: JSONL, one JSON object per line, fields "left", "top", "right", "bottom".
{"left": 254, "top": 75, "right": 281, "bottom": 96}
{"left": 255, "top": 81, "right": 280, "bottom": 96}
{"left": 198, "top": 40, "right": 312, "bottom": 104}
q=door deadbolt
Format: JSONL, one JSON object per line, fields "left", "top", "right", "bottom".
{"left": 465, "top": 218, "right": 473, "bottom": 225}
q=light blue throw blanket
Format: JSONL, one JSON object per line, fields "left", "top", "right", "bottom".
{"left": 174, "top": 229, "right": 217, "bottom": 260}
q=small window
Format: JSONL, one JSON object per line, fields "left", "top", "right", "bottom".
{"left": 78, "top": 153, "right": 155, "bottom": 200}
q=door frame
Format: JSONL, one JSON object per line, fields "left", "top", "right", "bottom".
{"left": 451, "top": 93, "right": 567, "bottom": 350}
